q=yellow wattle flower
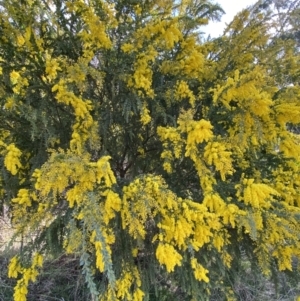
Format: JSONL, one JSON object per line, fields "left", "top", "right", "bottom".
{"left": 4, "top": 143, "right": 22, "bottom": 175}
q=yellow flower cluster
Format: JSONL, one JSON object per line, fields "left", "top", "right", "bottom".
{"left": 4, "top": 96, "right": 16, "bottom": 110}
{"left": 45, "top": 57, "right": 61, "bottom": 81}
{"left": 8, "top": 256, "right": 22, "bottom": 279}
{"left": 279, "top": 134, "right": 300, "bottom": 158}
{"left": 121, "top": 174, "right": 229, "bottom": 277}
{"left": 10, "top": 69, "right": 29, "bottom": 95}
{"left": 157, "top": 126, "right": 183, "bottom": 172}
{"left": 175, "top": 80, "right": 196, "bottom": 106}
{"left": 272, "top": 163, "right": 300, "bottom": 206}
{"left": 100, "top": 265, "right": 144, "bottom": 301}
{"left": 52, "top": 82, "right": 93, "bottom": 119}
{"left": 203, "top": 193, "right": 246, "bottom": 229}
{"left": 177, "top": 110, "right": 213, "bottom": 143}
{"left": 8, "top": 254, "right": 43, "bottom": 301}
{"left": 159, "top": 214, "right": 191, "bottom": 248}
{"left": 140, "top": 103, "right": 151, "bottom": 125}
{"left": 90, "top": 229, "right": 115, "bottom": 273}
{"left": 160, "top": 37, "right": 204, "bottom": 78}
{"left": 212, "top": 232, "right": 227, "bottom": 253}
{"left": 184, "top": 119, "right": 213, "bottom": 157}
{"left": 212, "top": 69, "right": 272, "bottom": 117}
{"left": 102, "top": 189, "right": 122, "bottom": 225}
{"left": 12, "top": 189, "right": 33, "bottom": 207}
{"left": 262, "top": 215, "right": 289, "bottom": 247}
{"left": 121, "top": 43, "right": 135, "bottom": 53}
{"left": 203, "top": 193, "right": 226, "bottom": 213}
{"left": 204, "top": 141, "right": 234, "bottom": 181}
{"left": 274, "top": 86, "right": 300, "bottom": 126}
{"left": 179, "top": 48, "right": 204, "bottom": 78}
{"left": 16, "top": 34, "right": 25, "bottom": 47}
{"left": 68, "top": 1, "right": 113, "bottom": 53}
{"left": 10, "top": 70, "right": 20, "bottom": 85}
{"left": 52, "top": 80, "right": 94, "bottom": 153}
{"left": 134, "top": 19, "right": 182, "bottom": 50}
{"left": 15, "top": 26, "right": 32, "bottom": 49}
{"left": 134, "top": 4, "right": 142, "bottom": 15}
{"left": 210, "top": 68, "right": 281, "bottom": 157}
{"left": 236, "top": 178, "right": 279, "bottom": 209}
{"left": 95, "top": 240, "right": 107, "bottom": 273}
{"left": 128, "top": 47, "right": 157, "bottom": 97}
{"left": 67, "top": 62, "right": 87, "bottom": 90}
{"left": 156, "top": 243, "right": 182, "bottom": 272}
{"left": 34, "top": 151, "right": 115, "bottom": 210}
{"left": 161, "top": 22, "right": 182, "bottom": 49}
{"left": 200, "top": 174, "right": 217, "bottom": 193}
{"left": 94, "top": 156, "right": 117, "bottom": 187}
{"left": 32, "top": 168, "right": 42, "bottom": 190}
{"left": 122, "top": 177, "right": 160, "bottom": 239}
{"left": 272, "top": 246, "right": 296, "bottom": 271}
{"left": 123, "top": 19, "right": 186, "bottom": 97}
{"left": 222, "top": 204, "right": 243, "bottom": 228}
{"left": 190, "top": 258, "right": 209, "bottom": 282}
{"left": 4, "top": 143, "right": 22, "bottom": 175}
{"left": 158, "top": 199, "right": 215, "bottom": 251}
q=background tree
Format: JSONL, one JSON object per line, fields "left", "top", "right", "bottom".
{"left": 0, "top": 0, "right": 300, "bottom": 300}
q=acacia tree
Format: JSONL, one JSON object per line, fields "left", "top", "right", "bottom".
{"left": 1, "top": 0, "right": 300, "bottom": 300}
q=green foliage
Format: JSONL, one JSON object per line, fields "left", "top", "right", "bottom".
{"left": 1, "top": 0, "right": 300, "bottom": 301}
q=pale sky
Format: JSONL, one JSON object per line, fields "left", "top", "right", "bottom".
{"left": 204, "top": 0, "right": 257, "bottom": 37}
